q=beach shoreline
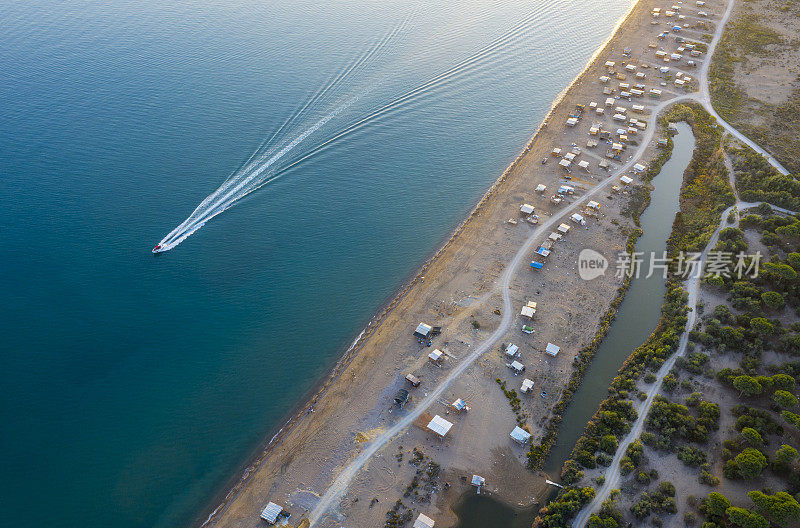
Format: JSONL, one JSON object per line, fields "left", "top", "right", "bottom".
{"left": 196, "top": 0, "right": 705, "bottom": 525}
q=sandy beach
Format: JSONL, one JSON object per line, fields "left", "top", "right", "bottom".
{"left": 198, "top": 0, "right": 727, "bottom": 526}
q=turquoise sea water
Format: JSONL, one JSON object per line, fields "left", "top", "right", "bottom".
{"left": 0, "top": 1, "right": 632, "bottom": 526}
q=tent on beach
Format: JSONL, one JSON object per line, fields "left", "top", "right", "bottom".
{"left": 260, "top": 502, "right": 285, "bottom": 524}
{"left": 427, "top": 415, "right": 453, "bottom": 439}
{"left": 414, "top": 323, "right": 432, "bottom": 339}
{"left": 415, "top": 513, "right": 436, "bottom": 528}
{"left": 510, "top": 426, "right": 532, "bottom": 444}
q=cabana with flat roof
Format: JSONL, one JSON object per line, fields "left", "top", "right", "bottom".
{"left": 509, "top": 360, "right": 525, "bottom": 374}
{"left": 521, "top": 378, "right": 534, "bottom": 393}
{"left": 414, "top": 513, "right": 436, "bottom": 528}
{"left": 535, "top": 184, "right": 547, "bottom": 193}
{"left": 504, "top": 343, "right": 519, "bottom": 358}
{"left": 428, "top": 349, "right": 443, "bottom": 364}
{"left": 558, "top": 159, "right": 571, "bottom": 169}
{"left": 521, "top": 301, "right": 536, "bottom": 319}
{"left": 471, "top": 475, "right": 485, "bottom": 488}
{"left": 536, "top": 246, "right": 550, "bottom": 257}
{"left": 260, "top": 502, "right": 285, "bottom": 524}
{"left": 633, "top": 163, "right": 647, "bottom": 173}
{"left": 620, "top": 175, "right": 633, "bottom": 185}
{"left": 587, "top": 200, "right": 600, "bottom": 210}
{"left": 427, "top": 415, "right": 453, "bottom": 438}
{"left": 548, "top": 232, "right": 562, "bottom": 242}
{"left": 520, "top": 203, "right": 535, "bottom": 215}
{"left": 566, "top": 117, "right": 578, "bottom": 127}
{"left": 545, "top": 342, "right": 560, "bottom": 357}
{"left": 578, "top": 160, "right": 590, "bottom": 170}
{"left": 451, "top": 398, "right": 469, "bottom": 412}
{"left": 571, "top": 213, "right": 584, "bottom": 224}
{"left": 557, "top": 223, "right": 571, "bottom": 234}
{"left": 510, "top": 426, "right": 532, "bottom": 445}
{"left": 414, "top": 322, "right": 432, "bottom": 339}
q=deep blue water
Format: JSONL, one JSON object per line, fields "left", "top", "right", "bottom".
{"left": 0, "top": 1, "right": 631, "bottom": 526}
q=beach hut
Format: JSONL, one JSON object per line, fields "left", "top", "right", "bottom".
{"left": 563, "top": 152, "right": 576, "bottom": 161}
{"left": 625, "top": 64, "right": 636, "bottom": 72}
{"left": 632, "top": 104, "right": 645, "bottom": 112}
{"left": 522, "top": 324, "right": 535, "bottom": 334}
{"left": 415, "top": 514, "right": 436, "bottom": 528}
{"left": 630, "top": 88, "right": 643, "bottom": 97}
{"left": 427, "top": 415, "right": 453, "bottom": 439}
{"left": 521, "top": 378, "right": 534, "bottom": 394}
{"left": 586, "top": 139, "right": 599, "bottom": 148}
{"left": 551, "top": 147, "right": 562, "bottom": 157}
{"left": 649, "top": 89, "right": 662, "bottom": 98}
{"left": 655, "top": 50, "right": 667, "bottom": 59}
{"left": 599, "top": 160, "right": 610, "bottom": 170}
{"left": 633, "top": 163, "right": 647, "bottom": 173}
{"left": 530, "top": 261, "right": 543, "bottom": 270}
{"left": 548, "top": 232, "right": 561, "bottom": 243}
{"left": 604, "top": 61, "right": 615, "bottom": 69}
{"left": 613, "top": 113, "right": 626, "bottom": 122}
{"left": 505, "top": 343, "right": 520, "bottom": 358}
{"left": 618, "top": 82, "right": 630, "bottom": 90}
{"left": 557, "top": 223, "right": 571, "bottom": 234}
{"left": 406, "top": 373, "right": 421, "bottom": 387}
{"left": 451, "top": 398, "right": 469, "bottom": 412}
{"left": 550, "top": 195, "right": 562, "bottom": 204}
{"left": 589, "top": 126, "right": 599, "bottom": 136}
{"left": 578, "top": 160, "right": 590, "bottom": 171}
{"left": 260, "top": 502, "right": 285, "bottom": 524}
{"left": 558, "top": 185, "right": 574, "bottom": 195}
{"left": 605, "top": 97, "right": 615, "bottom": 107}
{"left": 566, "top": 117, "right": 578, "bottom": 127}
{"left": 535, "top": 184, "right": 547, "bottom": 193}
{"left": 520, "top": 203, "right": 535, "bottom": 215}
{"left": 509, "top": 360, "right": 525, "bottom": 375}
{"left": 471, "top": 475, "right": 485, "bottom": 489}
{"left": 536, "top": 246, "right": 550, "bottom": 257}
{"left": 558, "top": 159, "right": 571, "bottom": 169}
{"left": 620, "top": 90, "right": 631, "bottom": 99}
{"left": 620, "top": 175, "right": 633, "bottom": 185}
{"left": 520, "top": 303, "right": 536, "bottom": 320}
{"left": 414, "top": 323, "right": 432, "bottom": 339}
{"left": 670, "top": 53, "right": 682, "bottom": 61}
{"left": 595, "top": 107, "right": 605, "bottom": 115}
{"left": 510, "top": 426, "right": 532, "bottom": 445}
{"left": 589, "top": 101, "right": 598, "bottom": 109}
{"left": 428, "top": 349, "right": 443, "bottom": 364}
{"left": 674, "top": 78, "right": 686, "bottom": 87}
{"left": 570, "top": 213, "right": 584, "bottom": 224}
{"left": 587, "top": 201, "right": 600, "bottom": 210}
{"left": 599, "top": 75, "right": 610, "bottom": 83}
{"left": 545, "top": 343, "right": 560, "bottom": 357}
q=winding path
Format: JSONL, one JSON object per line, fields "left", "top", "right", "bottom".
{"left": 309, "top": 0, "right": 793, "bottom": 524}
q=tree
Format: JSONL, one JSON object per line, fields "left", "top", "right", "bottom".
{"left": 748, "top": 490, "right": 800, "bottom": 526}
{"left": 706, "top": 492, "right": 730, "bottom": 516}
{"left": 726, "top": 507, "right": 769, "bottom": 528}
{"left": 775, "top": 444, "right": 799, "bottom": 466}
{"left": 773, "top": 390, "right": 798, "bottom": 409}
{"left": 762, "top": 291, "right": 785, "bottom": 309}
{"left": 734, "top": 448, "right": 768, "bottom": 479}
{"left": 772, "top": 374, "right": 796, "bottom": 391}
{"left": 740, "top": 427, "right": 764, "bottom": 446}
{"left": 750, "top": 317, "right": 775, "bottom": 337}
{"left": 733, "top": 375, "right": 763, "bottom": 397}
{"left": 599, "top": 435, "right": 618, "bottom": 454}
{"left": 782, "top": 410, "right": 800, "bottom": 429}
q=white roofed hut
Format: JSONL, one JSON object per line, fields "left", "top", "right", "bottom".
{"left": 413, "top": 513, "right": 436, "bottom": 528}
{"left": 570, "top": 213, "right": 585, "bottom": 224}
{"left": 545, "top": 342, "right": 560, "bottom": 357}
{"left": 521, "top": 378, "right": 534, "bottom": 393}
{"left": 587, "top": 200, "right": 600, "bottom": 210}
{"left": 566, "top": 117, "right": 578, "bottom": 127}
{"left": 578, "top": 160, "right": 590, "bottom": 171}
{"left": 535, "top": 184, "right": 547, "bottom": 193}
{"left": 510, "top": 426, "right": 532, "bottom": 445}
{"left": 451, "top": 398, "right": 469, "bottom": 412}
{"left": 414, "top": 323, "right": 432, "bottom": 340}
{"left": 620, "top": 175, "right": 633, "bottom": 185}
{"left": 558, "top": 159, "right": 571, "bottom": 169}
{"left": 557, "top": 223, "right": 571, "bottom": 234}
{"left": 509, "top": 360, "right": 525, "bottom": 375}
{"left": 427, "top": 415, "right": 453, "bottom": 439}
{"left": 414, "top": 513, "right": 436, "bottom": 528}
{"left": 520, "top": 203, "right": 535, "bottom": 215}
{"left": 504, "top": 343, "right": 519, "bottom": 358}
{"left": 260, "top": 502, "right": 285, "bottom": 525}
{"left": 428, "top": 349, "right": 443, "bottom": 364}
{"left": 471, "top": 475, "right": 485, "bottom": 490}
{"left": 633, "top": 163, "right": 647, "bottom": 173}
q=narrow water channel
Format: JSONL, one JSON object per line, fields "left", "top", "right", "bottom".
{"left": 454, "top": 122, "right": 696, "bottom": 527}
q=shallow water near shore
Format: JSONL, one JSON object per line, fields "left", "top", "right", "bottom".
{"left": 1, "top": 1, "right": 636, "bottom": 527}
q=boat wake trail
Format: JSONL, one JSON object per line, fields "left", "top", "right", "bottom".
{"left": 154, "top": 1, "right": 557, "bottom": 253}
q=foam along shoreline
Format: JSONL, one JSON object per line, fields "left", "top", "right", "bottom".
{"left": 199, "top": 0, "right": 722, "bottom": 526}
